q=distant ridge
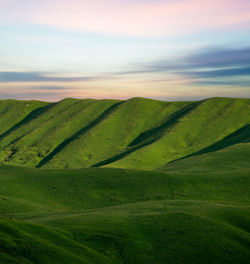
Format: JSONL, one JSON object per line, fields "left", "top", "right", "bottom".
{"left": 0, "top": 97, "right": 249, "bottom": 170}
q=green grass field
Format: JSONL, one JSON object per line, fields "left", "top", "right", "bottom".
{"left": 0, "top": 97, "right": 249, "bottom": 263}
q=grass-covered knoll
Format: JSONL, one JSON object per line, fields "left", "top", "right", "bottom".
{"left": 0, "top": 97, "right": 249, "bottom": 169}
{"left": 0, "top": 162, "right": 249, "bottom": 263}
{"left": 0, "top": 154, "right": 249, "bottom": 263}
{"left": 31, "top": 200, "right": 250, "bottom": 264}
{"left": 1, "top": 200, "right": 250, "bottom": 264}
{"left": 0, "top": 158, "right": 249, "bottom": 218}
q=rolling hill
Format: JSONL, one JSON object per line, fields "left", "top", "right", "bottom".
{"left": 0, "top": 97, "right": 249, "bottom": 170}
{"left": 0, "top": 97, "right": 249, "bottom": 263}
{"left": 0, "top": 152, "right": 249, "bottom": 263}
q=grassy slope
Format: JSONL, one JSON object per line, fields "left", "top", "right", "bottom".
{"left": 0, "top": 98, "right": 120, "bottom": 167}
{"left": 1, "top": 200, "right": 250, "bottom": 264}
{"left": 160, "top": 143, "right": 250, "bottom": 174}
{"left": 42, "top": 98, "right": 191, "bottom": 168}
{"left": 0, "top": 97, "right": 250, "bottom": 263}
{"left": 0, "top": 218, "right": 112, "bottom": 264}
{"left": 0, "top": 139, "right": 249, "bottom": 263}
{"left": 0, "top": 97, "right": 249, "bottom": 169}
{"left": 106, "top": 97, "right": 250, "bottom": 169}
{"left": 31, "top": 200, "right": 250, "bottom": 264}
{"left": 0, "top": 99, "right": 50, "bottom": 136}
{"left": 0, "top": 161, "right": 249, "bottom": 263}
{"left": 0, "top": 150, "right": 249, "bottom": 217}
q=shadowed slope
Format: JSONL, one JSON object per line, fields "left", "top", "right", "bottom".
{"left": 0, "top": 99, "right": 50, "bottom": 136}
{"left": 92, "top": 101, "right": 201, "bottom": 167}
{"left": 190, "top": 123, "right": 250, "bottom": 154}
{"left": 42, "top": 98, "right": 191, "bottom": 169}
{"left": 160, "top": 142, "right": 250, "bottom": 174}
{"left": 0, "top": 97, "right": 249, "bottom": 169}
{"left": 105, "top": 97, "right": 250, "bottom": 170}
{"left": 36, "top": 101, "right": 123, "bottom": 168}
{"left": 0, "top": 103, "right": 54, "bottom": 142}
{"left": 163, "top": 124, "right": 250, "bottom": 166}
{"left": 0, "top": 98, "right": 120, "bottom": 167}
{"left": 128, "top": 101, "right": 201, "bottom": 147}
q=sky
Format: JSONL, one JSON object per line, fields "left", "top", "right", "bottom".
{"left": 0, "top": 0, "right": 250, "bottom": 101}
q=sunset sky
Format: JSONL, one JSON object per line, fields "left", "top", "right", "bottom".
{"left": 0, "top": 0, "right": 250, "bottom": 101}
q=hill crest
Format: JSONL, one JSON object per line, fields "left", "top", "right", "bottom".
{"left": 0, "top": 97, "right": 249, "bottom": 170}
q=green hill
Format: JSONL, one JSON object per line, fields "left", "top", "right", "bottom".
{"left": 1, "top": 200, "right": 249, "bottom": 264}
{"left": 0, "top": 162, "right": 249, "bottom": 263}
{"left": 0, "top": 97, "right": 249, "bottom": 169}
{"left": 160, "top": 142, "right": 250, "bottom": 174}
{"left": 0, "top": 156, "right": 249, "bottom": 217}
{"left": 0, "top": 97, "right": 249, "bottom": 263}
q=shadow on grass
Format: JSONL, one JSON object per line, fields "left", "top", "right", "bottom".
{"left": 167, "top": 124, "right": 250, "bottom": 165}
{"left": 92, "top": 101, "right": 202, "bottom": 168}
{"left": 36, "top": 102, "right": 123, "bottom": 168}
{"left": 0, "top": 103, "right": 55, "bottom": 142}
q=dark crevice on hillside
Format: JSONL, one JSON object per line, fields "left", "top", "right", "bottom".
{"left": 166, "top": 124, "right": 250, "bottom": 166}
{"left": 5, "top": 134, "right": 26, "bottom": 148}
{"left": 92, "top": 101, "right": 203, "bottom": 168}
{"left": 92, "top": 139, "right": 158, "bottom": 168}
{"left": 0, "top": 103, "right": 55, "bottom": 142}
{"left": 128, "top": 101, "right": 203, "bottom": 147}
{"left": 36, "top": 101, "right": 124, "bottom": 168}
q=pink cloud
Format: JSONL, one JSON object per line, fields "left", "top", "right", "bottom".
{"left": 1, "top": 0, "right": 250, "bottom": 37}
{"left": 29, "top": 0, "right": 250, "bottom": 36}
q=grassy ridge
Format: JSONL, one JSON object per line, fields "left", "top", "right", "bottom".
{"left": 43, "top": 98, "right": 192, "bottom": 169}
{"left": 0, "top": 97, "right": 249, "bottom": 169}
{"left": 106, "top": 97, "right": 250, "bottom": 169}
{"left": 0, "top": 97, "right": 249, "bottom": 263}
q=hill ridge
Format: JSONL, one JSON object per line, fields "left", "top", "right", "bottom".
{"left": 0, "top": 97, "right": 249, "bottom": 169}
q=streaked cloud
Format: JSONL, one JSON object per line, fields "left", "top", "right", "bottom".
{"left": 0, "top": 72, "right": 96, "bottom": 82}
{"left": 194, "top": 80, "right": 250, "bottom": 87}
{"left": 138, "top": 47, "right": 250, "bottom": 72}
{"left": 186, "top": 47, "right": 250, "bottom": 69}
{"left": 33, "top": 86, "right": 69, "bottom": 90}
{"left": 122, "top": 46, "right": 250, "bottom": 86}
{"left": 183, "top": 67, "right": 250, "bottom": 79}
